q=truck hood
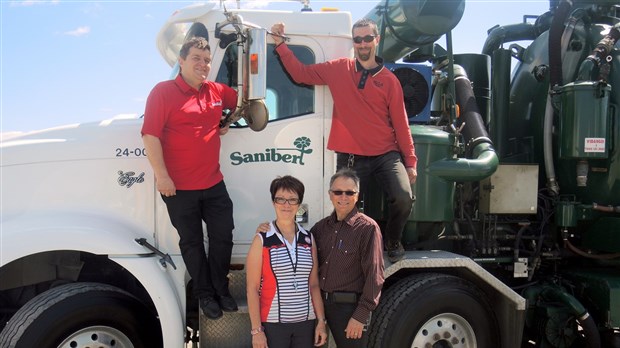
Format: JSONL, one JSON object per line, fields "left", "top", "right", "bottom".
{"left": 1, "top": 115, "right": 144, "bottom": 166}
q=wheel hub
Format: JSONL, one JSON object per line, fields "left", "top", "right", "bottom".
{"left": 411, "top": 313, "right": 477, "bottom": 348}
{"left": 57, "top": 326, "right": 134, "bottom": 348}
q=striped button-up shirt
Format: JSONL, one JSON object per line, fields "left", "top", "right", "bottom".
{"left": 310, "top": 207, "right": 384, "bottom": 323}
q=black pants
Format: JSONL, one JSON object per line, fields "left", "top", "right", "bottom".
{"left": 263, "top": 320, "right": 315, "bottom": 348}
{"left": 324, "top": 301, "right": 368, "bottom": 348}
{"left": 162, "top": 180, "right": 234, "bottom": 299}
{"left": 337, "top": 151, "right": 414, "bottom": 244}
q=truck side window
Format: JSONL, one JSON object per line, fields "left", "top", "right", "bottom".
{"left": 215, "top": 44, "right": 315, "bottom": 127}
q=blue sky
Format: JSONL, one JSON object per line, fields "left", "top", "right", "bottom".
{"left": 1, "top": 0, "right": 550, "bottom": 133}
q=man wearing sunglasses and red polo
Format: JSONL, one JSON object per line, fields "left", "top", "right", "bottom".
{"left": 270, "top": 19, "right": 417, "bottom": 264}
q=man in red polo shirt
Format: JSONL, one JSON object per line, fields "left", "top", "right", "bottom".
{"left": 142, "top": 37, "right": 238, "bottom": 320}
{"left": 270, "top": 19, "right": 417, "bottom": 263}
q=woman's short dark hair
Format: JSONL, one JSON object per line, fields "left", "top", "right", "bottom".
{"left": 270, "top": 175, "right": 305, "bottom": 203}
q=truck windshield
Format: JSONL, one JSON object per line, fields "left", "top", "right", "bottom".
{"left": 215, "top": 44, "right": 315, "bottom": 126}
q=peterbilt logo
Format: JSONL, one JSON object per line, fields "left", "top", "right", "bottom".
{"left": 229, "top": 136, "right": 313, "bottom": 166}
{"left": 118, "top": 171, "right": 145, "bottom": 188}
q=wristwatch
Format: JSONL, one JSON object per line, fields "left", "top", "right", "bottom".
{"left": 317, "top": 318, "right": 327, "bottom": 324}
{"left": 250, "top": 326, "right": 265, "bottom": 335}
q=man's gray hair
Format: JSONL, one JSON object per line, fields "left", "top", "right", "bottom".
{"left": 329, "top": 168, "right": 360, "bottom": 191}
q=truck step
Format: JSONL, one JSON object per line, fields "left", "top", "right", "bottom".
{"left": 227, "top": 269, "right": 247, "bottom": 302}
{"left": 199, "top": 270, "right": 335, "bottom": 347}
{"left": 199, "top": 306, "right": 336, "bottom": 348}
{"left": 199, "top": 301, "right": 252, "bottom": 348}
{"left": 199, "top": 270, "right": 249, "bottom": 347}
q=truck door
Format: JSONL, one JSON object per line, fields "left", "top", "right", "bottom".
{"left": 215, "top": 38, "right": 330, "bottom": 260}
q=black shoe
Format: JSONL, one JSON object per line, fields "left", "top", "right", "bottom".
{"left": 219, "top": 294, "right": 238, "bottom": 312}
{"left": 200, "top": 297, "right": 223, "bottom": 320}
{"left": 387, "top": 240, "right": 405, "bottom": 263}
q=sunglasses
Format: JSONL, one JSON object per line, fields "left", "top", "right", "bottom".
{"left": 329, "top": 190, "right": 358, "bottom": 196}
{"left": 352, "top": 35, "right": 376, "bottom": 44}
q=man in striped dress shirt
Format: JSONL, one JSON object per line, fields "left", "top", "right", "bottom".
{"left": 311, "top": 169, "right": 384, "bottom": 347}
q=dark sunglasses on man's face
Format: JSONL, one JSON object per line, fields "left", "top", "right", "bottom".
{"left": 330, "top": 190, "right": 358, "bottom": 196}
{"left": 352, "top": 35, "right": 376, "bottom": 44}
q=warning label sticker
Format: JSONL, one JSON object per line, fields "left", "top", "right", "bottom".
{"left": 584, "top": 138, "right": 606, "bottom": 153}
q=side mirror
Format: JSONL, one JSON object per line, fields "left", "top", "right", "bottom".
{"left": 221, "top": 25, "right": 269, "bottom": 131}
{"left": 245, "top": 28, "right": 267, "bottom": 100}
{"left": 244, "top": 99, "right": 268, "bottom": 131}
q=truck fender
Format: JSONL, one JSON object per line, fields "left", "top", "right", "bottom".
{"left": 1, "top": 211, "right": 159, "bottom": 266}
{"left": 384, "top": 250, "right": 526, "bottom": 348}
{"left": 109, "top": 256, "right": 186, "bottom": 348}
{"left": 2, "top": 212, "right": 187, "bottom": 346}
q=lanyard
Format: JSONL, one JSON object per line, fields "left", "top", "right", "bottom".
{"left": 274, "top": 221, "right": 299, "bottom": 290}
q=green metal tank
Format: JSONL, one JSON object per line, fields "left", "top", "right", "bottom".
{"left": 409, "top": 126, "right": 455, "bottom": 222}
{"left": 558, "top": 81, "right": 610, "bottom": 160}
{"left": 364, "top": 126, "right": 455, "bottom": 245}
{"left": 507, "top": 4, "right": 620, "bottom": 259}
{"left": 363, "top": 0, "right": 465, "bottom": 62}
{"left": 509, "top": 19, "right": 619, "bottom": 207}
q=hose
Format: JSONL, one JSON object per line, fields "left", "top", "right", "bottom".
{"left": 524, "top": 285, "right": 602, "bottom": 348}
{"left": 577, "top": 21, "right": 620, "bottom": 81}
{"left": 592, "top": 202, "right": 620, "bottom": 213}
{"left": 453, "top": 66, "right": 493, "bottom": 155}
{"left": 543, "top": 94, "right": 560, "bottom": 195}
{"left": 543, "top": 0, "right": 573, "bottom": 195}
{"left": 549, "top": 0, "right": 573, "bottom": 87}
{"left": 541, "top": 287, "right": 601, "bottom": 348}
{"left": 426, "top": 65, "right": 499, "bottom": 182}
{"left": 513, "top": 224, "right": 529, "bottom": 260}
{"left": 482, "top": 23, "right": 539, "bottom": 56}
{"left": 564, "top": 239, "right": 620, "bottom": 260}
{"left": 427, "top": 143, "right": 498, "bottom": 181}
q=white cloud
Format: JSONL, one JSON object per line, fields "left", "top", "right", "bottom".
{"left": 64, "top": 26, "right": 91, "bottom": 37}
{"left": 10, "top": 0, "right": 59, "bottom": 6}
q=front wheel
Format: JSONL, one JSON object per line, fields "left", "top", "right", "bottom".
{"left": 0, "top": 282, "right": 162, "bottom": 348}
{"left": 368, "top": 273, "right": 499, "bottom": 348}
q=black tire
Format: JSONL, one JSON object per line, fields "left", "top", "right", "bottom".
{"left": 368, "top": 273, "right": 499, "bottom": 348}
{"left": 0, "top": 282, "right": 162, "bottom": 348}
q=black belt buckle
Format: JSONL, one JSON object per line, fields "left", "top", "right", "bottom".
{"left": 327, "top": 291, "right": 358, "bottom": 304}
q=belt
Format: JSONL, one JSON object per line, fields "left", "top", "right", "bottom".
{"left": 337, "top": 152, "right": 383, "bottom": 168}
{"left": 322, "top": 291, "right": 360, "bottom": 304}
{"left": 340, "top": 153, "right": 379, "bottom": 158}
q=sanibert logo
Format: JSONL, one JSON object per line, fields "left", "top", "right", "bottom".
{"left": 230, "top": 136, "right": 313, "bottom": 166}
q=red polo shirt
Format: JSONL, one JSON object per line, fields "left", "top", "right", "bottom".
{"left": 275, "top": 44, "right": 417, "bottom": 169}
{"left": 142, "top": 74, "right": 237, "bottom": 190}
